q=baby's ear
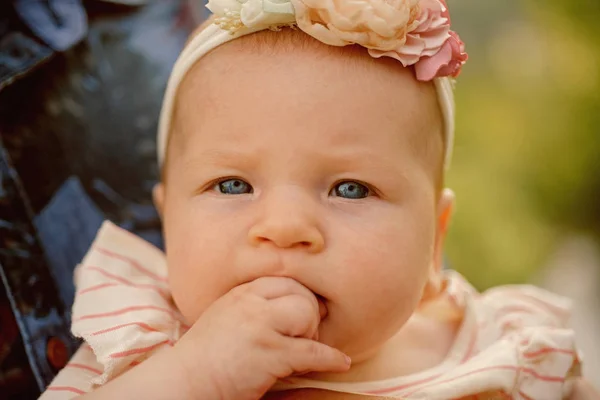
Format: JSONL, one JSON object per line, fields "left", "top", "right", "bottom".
{"left": 152, "top": 183, "right": 165, "bottom": 220}
{"left": 433, "top": 188, "right": 455, "bottom": 272}
{"left": 421, "top": 188, "right": 455, "bottom": 303}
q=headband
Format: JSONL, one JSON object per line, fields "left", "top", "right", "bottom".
{"left": 157, "top": 0, "right": 467, "bottom": 169}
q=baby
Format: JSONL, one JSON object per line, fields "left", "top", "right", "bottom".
{"left": 41, "top": 0, "right": 598, "bottom": 399}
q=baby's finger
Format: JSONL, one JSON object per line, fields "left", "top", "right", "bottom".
{"left": 237, "top": 277, "right": 320, "bottom": 319}
{"left": 244, "top": 277, "right": 317, "bottom": 303}
{"left": 284, "top": 338, "right": 351, "bottom": 375}
{"left": 268, "top": 294, "right": 320, "bottom": 339}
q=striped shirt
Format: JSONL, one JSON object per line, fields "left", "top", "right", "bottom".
{"left": 39, "top": 221, "right": 582, "bottom": 399}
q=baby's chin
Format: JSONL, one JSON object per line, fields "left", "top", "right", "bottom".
{"left": 315, "top": 311, "right": 380, "bottom": 362}
{"left": 315, "top": 304, "right": 416, "bottom": 368}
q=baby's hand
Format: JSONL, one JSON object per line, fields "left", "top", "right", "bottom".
{"left": 171, "top": 277, "right": 350, "bottom": 400}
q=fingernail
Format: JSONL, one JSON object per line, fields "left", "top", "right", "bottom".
{"left": 344, "top": 355, "right": 352, "bottom": 366}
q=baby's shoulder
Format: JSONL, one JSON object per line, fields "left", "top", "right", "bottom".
{"left": 474, "top": 282, "right": 573, "bottom": 329}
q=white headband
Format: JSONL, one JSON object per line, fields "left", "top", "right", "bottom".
{"left": 158, "top": 1, "right": 464, "bottom": 170}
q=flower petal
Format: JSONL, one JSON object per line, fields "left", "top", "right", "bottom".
{"left": 206, "top": 0, "right": 243, "bottom": 16}
{"left": 292, "top": 0, "right": 419, "bottom": 50}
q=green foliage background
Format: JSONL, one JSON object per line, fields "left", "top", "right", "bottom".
{"left": 445, "top": 0, "right": 600, "bottom": 289}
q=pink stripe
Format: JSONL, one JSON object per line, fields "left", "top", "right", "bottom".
{"left": 519, "top": 391, "right": 534, "bottom": 400}
{"left": 110, "top": 339, "right": 172, "bottom": 358}
{"left": 502, "top": 291, "right": 567, "bottom": 319}
{"left": 47, "top": 386, "right": 86, "bottom": 395}
{"left": 447, "top": 292, "right": 460, "bottom": 308}
{"left": 461, "top": 324, "right": 479, "bottom": 363}
{"left": 94, "top": 247, "right": 168, "bottom": 283}
{"left": 82, "top": 266, "right": 169, "bottom": 298}
{"left": 501, "top": 321, "right": 515, "bottom": 332}
{"left": 521, "top": 367, "right": 564, "bottom": 383}
{"left": 495, "top": 304, "right": 537, "bottom": 318}
{"left": 523, "top": 347, "right": 575, "bottom": 358}
{"left": 66, "top": 363, "right": 102, "bottom": 375}
{"left": 74, "top": 305, "right": 180, "bottom": 322}
{"left": 399, "top": 365, "right": 564, "bottom": 397}
{"left": 78, "top": 282, "right": 118, "bottom": 295}
{"left": 91, "top": 321, "right": 160, "bottom": 336}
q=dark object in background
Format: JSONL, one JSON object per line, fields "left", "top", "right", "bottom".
{"left": 13, "top": 0, "right": 88, "bottom": 51}
{"left": 0, "top": 1, "right": 205, "bottom": 397}
{"left": 0, "top": 1, "right": 54, "bottom": 91}
{"left": 0, "top": 144, "right": 75, "bottom": 398}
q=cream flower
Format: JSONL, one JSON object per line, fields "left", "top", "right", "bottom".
{"left": 291, "top": 0, "right": 421, "bottom": 51}
{"left": 207, "top": 0, "right": 296, "bottom": 33}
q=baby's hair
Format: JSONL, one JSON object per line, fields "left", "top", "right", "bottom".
{"left": 165, "top": 16, "right": 446, "bottom": 193}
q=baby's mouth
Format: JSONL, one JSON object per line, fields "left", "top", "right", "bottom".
{"left": 316, "top": 294, "right": 328, "bottom": 320}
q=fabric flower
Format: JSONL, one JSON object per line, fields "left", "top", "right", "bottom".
{"left": 207, "top": 0, "right": 296, "bottom": 32}
{"left": 291, "top": 0, "right": 421, "bottom": 51}
{"left": 369, "top": 0, "right": 450, "bottom": 65}
{"left": 415, "top": 30, "right": 468, "bottom": 80}
{"left": 205, "top": 0, "right": 468, "bottom": 81}
{"left": 368, "top": 0, "right": 467, "bottom": 80}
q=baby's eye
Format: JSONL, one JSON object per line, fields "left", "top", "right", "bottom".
{"left": 331, "top": 181, "right": 370, "bottom": 199}
{"left": 214, "top": 178, "right": 253, "bottom": 195}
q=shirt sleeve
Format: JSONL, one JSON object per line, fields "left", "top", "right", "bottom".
{"left": 38, "top": 345, "right": 103, "bottom": 399}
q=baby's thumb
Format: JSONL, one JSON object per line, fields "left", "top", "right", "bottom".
{"left": 287, "top": 338, "right": 351, "bottom": 375}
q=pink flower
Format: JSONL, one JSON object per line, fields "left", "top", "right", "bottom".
{"left": 415, "top": 30, "right": 468, "bottom": 80}
{"left": 368, "top": 0, "right": 468, "bottom": 81}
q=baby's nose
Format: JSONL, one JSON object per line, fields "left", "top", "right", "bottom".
{"left": 248, "top": 213, "right": 324, "bottom": 252}
{"left": 247, "top": 189, "right": 325, "bottom": 253}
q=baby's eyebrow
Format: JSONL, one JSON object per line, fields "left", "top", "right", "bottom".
{"left": 179, "top": 148, "right": 259, "bottom": 169}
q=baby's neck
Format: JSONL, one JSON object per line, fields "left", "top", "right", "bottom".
{"left": 306, "top": 311, "right": 462, "bottom": 383}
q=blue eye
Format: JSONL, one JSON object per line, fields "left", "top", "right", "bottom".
{"left": 332, "top": 181, "right": 370, "bottom": 199}
{"left": 216, "top": 179, "right": 253, "bottom": 195}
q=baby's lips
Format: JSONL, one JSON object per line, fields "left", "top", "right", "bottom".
{"left": 317, "top": 295, "right": 328, "bottom": 320}
{"left": 311, "top": 295, "right": 327, "bottom": 342}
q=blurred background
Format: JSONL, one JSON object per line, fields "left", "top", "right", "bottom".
{"left": 448, "top": 0, "right": 600, "bottom": 384}
{"left": 0, "top": 0, "right": 598, "bottom": 397}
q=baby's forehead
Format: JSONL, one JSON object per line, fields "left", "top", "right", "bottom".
{"left": 168, "top": 28, "right": 444, "bottom": 179}
{"left": 186, "top": 27, "right": 397, "bottom": 77}
{"left": 176, "top": 28, "right": 439, "bottom": 117}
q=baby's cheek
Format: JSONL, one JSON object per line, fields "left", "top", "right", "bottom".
{"left": 327, "top": 270, "right": 422, "bottom": 357}
{"left": 338, "top": 227, "right": 432, "bottom": 333}
{"left": 166, "top": 245, "right": 220, "bottom": 324}
{"left": 165, "top": 232, "right": 241, "bottom": 324}
{"left": 168, "top": 265, "right": 206, "bottom": 324}
{"left": 355, "top": 268, "right": 424, "bottom": 322}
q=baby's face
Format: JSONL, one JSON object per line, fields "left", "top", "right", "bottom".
{"left": 155, "top": 35, "right": 451, "bottom": 362}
